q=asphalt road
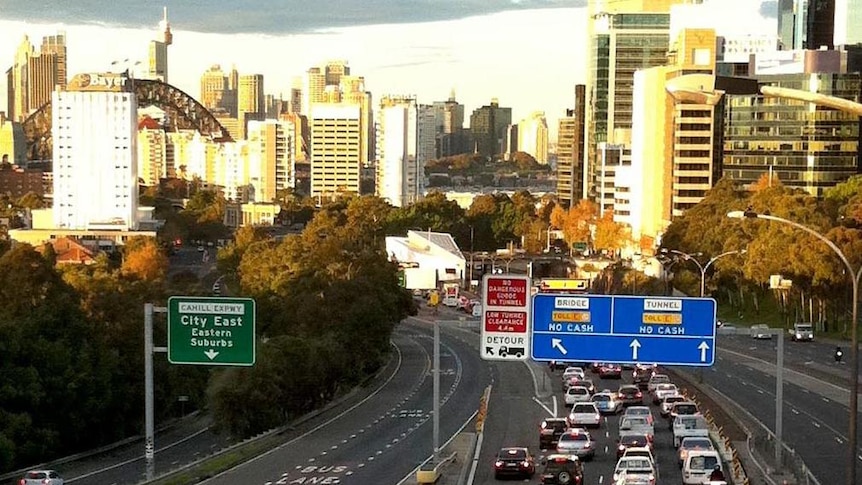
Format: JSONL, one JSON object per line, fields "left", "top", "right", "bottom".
{"left": 473, "top": 363, "right": 686, "bottom": 485}
{"left": 702, "top": 334, "right": 862, "bottom": 484}
{"left": 199, "top": 318, "right": 491, "bottom": 485}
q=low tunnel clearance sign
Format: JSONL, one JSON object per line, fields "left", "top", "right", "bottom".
{"left": 168, "top": 296, "right": 256, "bottom": 366}
{"left": 481, "top": 274, "right": 532, "bottom": 361}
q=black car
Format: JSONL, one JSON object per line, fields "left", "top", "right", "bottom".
{"left": 616, "top": 433, "right": 652, "bottom": 458}
{"left": 493, "top": 447, "right": 536, "bottom": 479}
{"left": 541, "top": 454, "right": 584, "bottom": 484}
{"left": 632, "top": 367, "right": 654, "bottom": 389}
{"left": 617, "top": 385, "right": 643, "bottom": 406}
{"left": 539, "top": 418, "right": 569, "bottom": 449}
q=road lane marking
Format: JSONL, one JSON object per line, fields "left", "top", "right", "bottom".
{"left": 822, "top": 397, "right": 830, "bottom": 403}
{"left": 792, "top": 409, "right": 799, "bottom": 414}
{"left": 757, "top": 389, "right": 764, "bottom": 394}
{"left": 813, "top": 422, "right": 821, "bottom": 428}
{"left": 599, "top": 475, "right": 604, "bottom": 484}
{"left": 837, "top": 437, "right": 844, "bottom": 444}
{"left": 532, "top": 396, "right": 556, "bottom": 417}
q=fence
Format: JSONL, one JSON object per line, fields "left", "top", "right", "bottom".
{"left": 748, "top": 427, "right": 820, "bottom": 485}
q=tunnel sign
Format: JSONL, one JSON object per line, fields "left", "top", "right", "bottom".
{"left": 168, "top": 296, "right": 256, "bottom": 366}
{"left": 530, "top": 294, "right": 716, "bottom": 366}
{"left": 481, "top": 274, "right": 532, "bottom": 361}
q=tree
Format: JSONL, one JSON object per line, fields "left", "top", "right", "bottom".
{"left": 593, "top": 209, "right": 627, "bottom": 253}
{"left": 122, "top": 237, "right": 169, "bottom": 282}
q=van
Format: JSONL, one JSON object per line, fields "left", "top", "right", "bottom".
{"left": 682, "top": 450, "right": 722, "bottom": 485}
{"left": 790, "top": 322, "right": 814, "bottom": 342}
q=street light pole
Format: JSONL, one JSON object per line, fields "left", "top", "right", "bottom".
{"left": 728, "top": 210, "right": 861, "bottom": 485}
{"left": 663, "top": 249, "right": 746, "bottom": 297}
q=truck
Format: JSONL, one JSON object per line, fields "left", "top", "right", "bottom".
{"left": 789, "top": 322, "right": 814, "bottom": 342}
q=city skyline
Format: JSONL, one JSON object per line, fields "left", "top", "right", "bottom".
{"left": 0, "top": 1, "right": 775, "bottom": 140}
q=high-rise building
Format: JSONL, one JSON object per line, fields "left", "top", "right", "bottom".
{"left": 556, "top": 85, "right": 586, "bottom": 208}
{"left": 469, "top": 99, "right": 511, "bottom": 157}
{"left": 247, "top": 119, "right": 296, "bottom": 203}
{"left": 517, "top": 112, "right": 549, "bottom": 164}
{"left": 584, "top": 0, "right": 677, "bottom": 199}
{"left": 432, "top": 93, "right": 467, "bottom": 157}
{"left": 806, "top": 0, "right": 836, "bottom": 49}
{"left": 310, "top": 104, "right": 362, "bottom": 199}
{"left": 147, "top": 7, "right": 172, "bottom": 82}
{"left": 722, "top": 72, "right": 861, "bottom": 198}
{"left": 325, "top": 60, "right": 350, "bottom": 86}
{"left": 238, "top": 74, "right": 264, "bottom": 120}
{"left": 200, "top": 65, "right": 230, "bottom": 114}
{"left": 137, "top": 118, "right": 166, "bottom": 186}
{"left": 0, "top": 113, "right": 26, "bottom": 166}
{"left": 303, "top": 67, "right": 326, "bottom": 115}
{"left": 53, "top": 72, "right": 138, "bottom": 230}
{"left": 777, "top": 0, "right": 808, "bottom": 50}
{"left": 9, "top": 32, "right": 67, "bottom": 121}
{"left": 375, "top": 96, "right": 425, "bottom": 207}
{"left": 834, "top": 0, "right": 862, "bottom": 46}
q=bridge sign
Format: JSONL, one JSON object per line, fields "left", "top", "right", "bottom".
{"left": 481, "top": 274, "right": 532, "bottom": 361}
{"left": 168, "top": 296, "right": 256, "bottom": 366}
{"left": 530, "top": 294, "right": 716, "bottom": 366}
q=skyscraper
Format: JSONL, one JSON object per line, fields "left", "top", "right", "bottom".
{"left": 9, "top": 32, "right": 67, "bottom": 121}
{"left": 53, "top": 72, "right": 138, "bottom": 230}
{"left": 147, "top": 7, "right": 172, "bottom": 82}
{"left": 247, "top": 119, "right": 296, "bottom": 203}
{"left": 777, "top": 0, "right": 808, "bottom": 50}
{"left": 238, "top": 74, "right": 264, "bottom": 119}
{"left": 432, "top": 93, "right": 467, "bottom": 157}
{"left": 309, "top": 104, "right": 362, "bottom": 199}
{"left": 832, "top": 0, "right": 862, "bottom": 46}
{"left": 556, "top": 85, "right": 586, "bottom": 208}
{"left": 517, "top": 112, "right": 549, "bottom": 164}
{"left": 469, "top": 99, "right": 511, "bottom": 157}
{"left": 375, "top": 96, "right": 424, "bottom": 207}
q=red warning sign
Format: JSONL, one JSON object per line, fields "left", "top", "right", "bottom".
{"left": 485, "top": 277, "right": 528, "bottom": 307}
{"left": 484, "top": 311, "right": 527, "bottom": 333}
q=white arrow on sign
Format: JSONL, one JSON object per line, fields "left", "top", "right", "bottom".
{"left": 552, "top": 338, "right": 568, "bottom": 355}
{"left": 630, "top": 339, "right": 641, "bottom": 360}
{"left": 204, "top": 349, "right": 219, "bottom": 360}
{"left": 698, "top": 341, "right": 710, "bottom": 362}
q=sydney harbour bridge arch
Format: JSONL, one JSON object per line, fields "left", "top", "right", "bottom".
{"left": 22, "top": 78, "right": 234, "bottom": 161}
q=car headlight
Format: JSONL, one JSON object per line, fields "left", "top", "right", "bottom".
{"left": 796, "top": 333, "right": 802, "bottom": 338}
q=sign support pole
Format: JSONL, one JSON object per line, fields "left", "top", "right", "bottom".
{"left": 144, "top": 303, "right": 167, "bottom": 481}
{"left": 775, "top": 330, "right": 784, "bottom": 467}
{"left": 433, "top": 318, "right": 441, "bottom": 465}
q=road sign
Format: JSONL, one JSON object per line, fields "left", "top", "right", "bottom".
{"left": 530, "top": 294, "right": 716, "bottom": 366}
{"left": 168, "top": 296, "right": 256, "bottom": 366}
{"left": 481, "top": 274, "right": 532, "bottom": 361}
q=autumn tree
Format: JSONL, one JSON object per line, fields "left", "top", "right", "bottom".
{"left": 121, "top": 237, "right": 169, "bottom": 281}
{"left": 593, "top": 209, "right": 627, "bottom": 253}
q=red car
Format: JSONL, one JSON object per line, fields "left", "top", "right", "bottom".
{"left": 494, "top": 447, "right": 536, "bottom": 479}
{"left": 598, "top": 363, "right": 622, "bottom": 379}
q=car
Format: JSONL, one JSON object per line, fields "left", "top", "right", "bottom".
{"left": 612, "top": 456, "right": 657, "bottom": 485}
{"left": 493, "top": 447, "right": 536, "bottom": 479}
{"left": 632, "top": 367, "right": 654, "bottom": 389}
{"left": 751, "top": 324, "right": 772, "bottom": 339}
{"left": 197, "top": 245, "right": 205, "bottom": 252}
{"left": 591, "top": 362, "right": 603, "bottom": 373}
{"left": 667, "top": 401, "right": 700, "bottom": 429}
{"left": 646, "top": 374, "right": 671, "bottom": 395}
{"left": 471, "top": 303, "right": 483, "bottom": 317}
{"left": 617, "top": 385, "right": 644, "bottom": 406}
{"left": 623, "top": 406, "right": 655, "bottom": 426}
{"left": 592, "top": 391, "right": 622, "bottom": 415}
{"left": 556, "top": 428, "right": 596, "bottom": 460}
{"left": 678, "top": 436, "right": 715, "bottom": 468}
{"left": 652, "top": 383, "right": 678, "bottom": 404}
{"left": 549, "top": 360, "right": 570, "bottom": 370}
{"left": 540, "top": 454, "right": 585, "bottom": 485}
{"left": 789, "top": 322, "right": 814, "bottom": 342}
{"left": 571, "top": 377, "right": 596, "bottom": 394}
{"left": 19, "top": 470, "right": 64, "bottom": 485}
{"left": 539, "top": 417, "right": 570, "bottom": 450}
{"left": 660, "top": 394, "right": 688, "bottom": 417}
{"left": 616, "top": 433, "right": 652, "bottom": 458}
{"left": 565, "top": 385, "right": 592, "bottom": 405}
{"left": 681, "top": 450, "right": 722, "bottom": 485}
{"left": 567, "top": 402, "right": 602, "bottom": 428}
{"left": 563, "top": 366, "right": 586, "bottom": 380}
{"left": 599, "top": 363, "right": 623, "bottom": 378}
{"left": 673, "top": 415, "right": 709, "bottom": 448}
{"left": 619, "top": 416, "right": 655, "bottom": 441}
{"left": 621, "top": 446, "right": 659, "bottom": 478}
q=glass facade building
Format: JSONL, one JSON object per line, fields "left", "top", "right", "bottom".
{"left": 722, "top": 73, "right": 861, "bottom": 197}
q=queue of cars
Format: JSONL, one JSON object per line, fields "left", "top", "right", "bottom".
{"left": 494, "top": 362, "right": 726, "bottom": 484}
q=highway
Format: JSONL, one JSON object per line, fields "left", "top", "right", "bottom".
{"left": 198, "top": 317, "right": 490, "bottom": 484}
{"left": 474, "top": 363, "right": 686, "bottom": 485}
{"left": 701, "top": 334, "right": 862, "bottom": 484}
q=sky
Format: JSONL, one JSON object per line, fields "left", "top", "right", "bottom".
{"left": 0, "top": 0, "right": 776, "bottom": 140}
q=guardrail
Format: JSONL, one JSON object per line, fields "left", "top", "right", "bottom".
{"left": 679, "top": 390, "right": 748, "bottom": 485}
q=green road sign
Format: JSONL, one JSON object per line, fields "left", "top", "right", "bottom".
{"left": 168, "top": 296, "right": 256, "bottom": 366}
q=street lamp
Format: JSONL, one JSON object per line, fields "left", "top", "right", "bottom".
{"left": 661, "top": 248, "right": 747, "bottom": 297}
{"left": 728, "top": 209, "right": 861, "bottom": 485}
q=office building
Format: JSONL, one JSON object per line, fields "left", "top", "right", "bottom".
{"left": 0, "top": 113, "right": 26, "bottom": 166}
{"left": 310, "top": 104, "right": 362, "bottom": 199}
{"left": 834, "top": 0, "right": 862, "bottom": 46}
{"left": 556, "top": 85, "right": 586, "bottom": 208}
{"left": 325, "top": 60, "right": 350, "bottom": 86}
{"left": 469, "top": 99, "right": 512, "bottom": 157}
{"left": 200, "top": 65, "right": 236, "bottom": 116}
{"left": 375, "top": 96, "right": 426, "bottom": 207}
{"left": 432, "top": 93, "right": 467, "bottom": 157}
{"left": 8, "top": 32, "right": 67, "bottom": 121}
{"left": 584, "top": 0, "right": 676, "bottom": 199}
{"left": 247, "top": 119, "right": 296, "bottom": 203}
{"left": 517, "top": 112, "right": 549, "bottom": 164}
{"left": 303, "top": 67, "right": 327, "bottom": 115}
{"left": 52, "top": 72, "right": 139, "bottom": 230}
{"left": 137, "top": 117, "right": 166, "bottom": 186}
{"left": 147, "top": 7, "right": 172, "bottom": 82}
{"left": 722, "top": 72, "right": 861, "bottom": 198}
{"left": 238, "top": 73, "right": 264, "bottom": 122}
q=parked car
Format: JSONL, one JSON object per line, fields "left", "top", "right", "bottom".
{"left": 556, "top": 428, "right": 596, "bottom": 460}
{"left": 567, "top": 402, "right": 602, "bottom": 429}
{"left": 751, "top": 324, "right": 772, "bottom": 339}
{"left": 19, "top": 470, "right": 64, "bottom": 485}
{"left": 540, "top": 454, "right": 584, "bottom": 485}
{"left": 493, "top": 447, "right": 536, "bottom": 479}
{"left": 539, "top": 417, "right": 570, "bottom": 450}
{"left": 672, "top": 414, "right": 709, "bottom": 448}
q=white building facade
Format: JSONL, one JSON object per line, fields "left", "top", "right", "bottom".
{"left": 375, "top": 96, "right": 424, "bottom": 207}
{"left": 247, "top": 119, "right": 296, "bottom": 203}
{"left": 53, "top": 85, "right": 139, "bottom": 230}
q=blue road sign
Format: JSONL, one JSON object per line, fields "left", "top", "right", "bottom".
{"left": 530, "top": 294, "right": 716, "bottom": 367}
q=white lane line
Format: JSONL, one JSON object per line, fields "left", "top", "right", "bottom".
{"left": 801, "top": 389, "right": 810, "bottom": 393}
{"left": 836, "top": 437, "right": 844, "bottom": 444}
{"left": 822, "top": 397, "right": 830, "bottom": 403}
{"left": 813, "top": 422, "right": 821, "bottom": 428}
{"left": 858, "top": 455, "right": 862, "bottom": 462}
{"left": 791, "top": 409, "right": 800, "bottom": 415}
{"left": 757, "top": 389, "right": 764, "bottom": 395}
{"left": 533, "top": 396, "right": 556, "bottom": 417}
{"left": 553, "top": 396, "right": 558, "bottom": 418}
{"left": 599, "top": 475, "right": 604, "bottom": 484}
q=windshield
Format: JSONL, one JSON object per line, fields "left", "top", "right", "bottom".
{"left": 690, "top": 455, "right": 720, "bottom": 470}
{"left": 796, "top": 324, "right": 813, "bottom": 331}
{"left": 593, "top": 394, "right": 610, "bottom": 402}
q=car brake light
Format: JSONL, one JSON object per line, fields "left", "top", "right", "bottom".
{"left": 522, "top": 460, "right": 530, "bottom": 467}
{"left": 636, "top": 392, "right": 642, "bottom": 398}
{"left": 495, "top": 460, "right": 504, "bottom": 468}
{"left": 595, "top": 414, "right": 601, "bottom": 421}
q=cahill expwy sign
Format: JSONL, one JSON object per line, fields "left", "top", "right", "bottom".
{"left": 168, "top": 296, "right": 256, "bottom": 366}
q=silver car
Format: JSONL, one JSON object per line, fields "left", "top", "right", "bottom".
{"left": 20, "top": 470, "right": 64, "bottom": 485}
{"left": 556, "top": 428, "right": 596, "bottom": 460}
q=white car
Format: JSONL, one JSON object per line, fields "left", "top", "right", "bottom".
{"left": 613, "top": 456, "right": 657, "bottom": 485}
{"left": 619, "top": 416, "right": 654, "bottom": 441}
{"left": 563, "top": 366, "right": 586, "bottom": 380}
{"left": 568, "top": 402, "right": 602, "bottom": 428}
{"left": 751, "top": 324, "right": 772, "bottom": 339}
{"left": 678, "top": 436, "right": 715, "bottom": 468}
{"left": 661, "top": 395, "right": 688, "bottom": 417}
{"left": 682, "top": 450, "right": 723, "bottom": 484}
{"left": 565, "top": 385, "right": 592, "bottom": 405}
{"left": 20, "top": 470, "right": 64, "bottom": 485}
{"left": 621, "top": 446, "right": 659, "bottom": 478}
{"left": 623, "top": 406, "right": 655, "bottom": 426}
{"left": 652, "top": 383, "right": 679, "bottom": 404}
{"left": 673, "top": 415, "right": 709, "bottom": 448}
{"left": 647, "top": 374, "right": 671, "bottom": 394}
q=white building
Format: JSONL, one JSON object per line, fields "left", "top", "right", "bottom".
{"left": 310, "top": 103, "right": 361, "bottom": 199}
{"left": 247, "top": 119, "right": 296, "bottom": 203}
{"left": 375, "top": 96, "right": 425, "bottom": 207}
{"left": 385, "top": 230, "right": 466, "bottom": 284}
{"left": 517, "top": 111, "right": 549, "bottom": 164}
{"left": 52, "top": 80, "right": 139, "bottom": 230}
